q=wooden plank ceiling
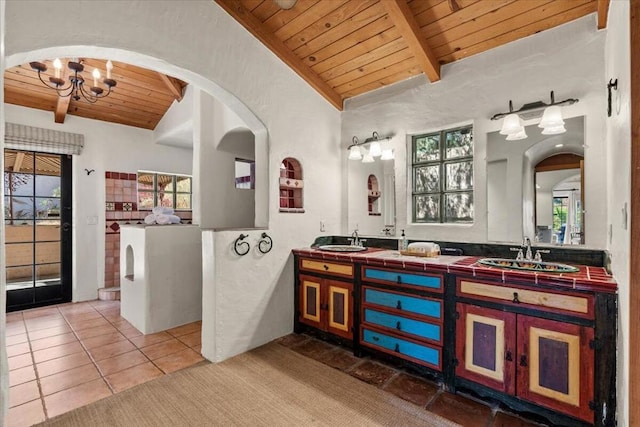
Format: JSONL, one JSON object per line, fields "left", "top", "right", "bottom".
{"left": 215, "top": 0, "right": 609, "bottom": 110}
{"left": 4, "top": 59, "right": 187, "bottom": 130}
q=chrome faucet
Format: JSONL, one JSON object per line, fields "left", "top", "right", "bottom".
{"left": 349, "top": 229, "right": 361, "bottom": 247}
{"left": 523, "top": 237, "right": 533, "bottom": 261}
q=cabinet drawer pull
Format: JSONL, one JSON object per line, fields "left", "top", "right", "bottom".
{"left": 323, "top": 264, "right": 329, "bottom": 270}
{"left": 396, "top": 321, "right": 402, "bottom": 331}
{"left": 397, "top": 275, "right": 402, "bottom": 284}
{"left": 506, "top": 350, "right": 513, "bottom": 362}
{"left": 372, "top": 336, "right": 379, "bottom": 342}
{"left": 396, "top": 300, "right": 402, "bottom": 310}
{"left": 513, "top": 292, "right": 520, "bottom": 304}
{"left": 394, "top": 343, "right": 400, "bottom": 353}
{"left": 519, "top": 354, "right": 528, "bottom": 367}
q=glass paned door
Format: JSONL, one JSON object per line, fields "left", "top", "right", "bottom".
{"left": 4, "top": 150, "right": 72, "bottom": 311}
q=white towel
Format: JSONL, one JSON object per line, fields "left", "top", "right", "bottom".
{"left": 167, "top": 215, "right": 181, "bottom": 224}
{"left": 152, "top": 206, "right": 174, "bottom": 216}
{"left": 144, "top": 214, "right": 156, "bottom": 225}
{"left": 155, "top": 214, "right": 171, "bottom": 225}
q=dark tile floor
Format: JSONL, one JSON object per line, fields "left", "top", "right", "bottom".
{"left": 275, "top": 333, "right": 545, "bottom": 427}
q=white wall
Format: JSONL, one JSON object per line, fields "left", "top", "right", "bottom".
{"left": 154, "top": 84, "right": 194, "bottom": 149}
{"left": 3, "top": 104, "right": 193, "bottom": 301}
{"left": 342, "top": 15, "right": 607, "bottom": 247}
{"left": 604, "top": 1, "right": 631, "bottom": 425}
{"left": 0, "top": 0, "right": 8, "bottom": 419}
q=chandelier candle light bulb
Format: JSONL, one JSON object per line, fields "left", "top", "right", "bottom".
{"left": 53, "top": 58, "right": 62, "bottom": 79}
{"left": 92, "top": 68, "right": 100, "bottom": 87}
{"left": 106, "top": 60, "right": 113, "bottom": 79}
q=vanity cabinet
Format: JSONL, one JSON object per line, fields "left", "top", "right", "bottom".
{"left": 360, "top": 266, "right": 444, "bottom": 372}
{"left": 297, "top": 258, "right": 353, "bottom": 340}
{"left": 456, "top": 278, "right": 598, "bottom": 424}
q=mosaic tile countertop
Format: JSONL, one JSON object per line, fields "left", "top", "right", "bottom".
{"left": 292, "top": 247, "right": 617, "bottom": 294}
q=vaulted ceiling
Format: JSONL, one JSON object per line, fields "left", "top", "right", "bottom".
{"left": 4, "top": 59, "right": 188, "bottom": 130}
{"left": 215, "top": 0, "right": 609, "bottom": 110}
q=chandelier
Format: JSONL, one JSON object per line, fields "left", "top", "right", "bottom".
{"left": 29, "top": 58, "right": 117, "bottom": 103}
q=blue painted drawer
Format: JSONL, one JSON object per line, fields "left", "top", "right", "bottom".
{"left": 363, "top": 267, "right": 442, "bottom": 292}
{"left": 363, "top": 308, "right": 441, "bottom": 344}
{"left": 361, "top": 327, "right": 441, "bottom": 370}
{"left": 363, "top": 287, "right": 441, "bottom": 320}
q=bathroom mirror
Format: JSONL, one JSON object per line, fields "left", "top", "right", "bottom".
{"left": 487, "top": 116, "right": 585, "bottom": 245}
{"left": 347, "top": 157, "right": 395, "bottom": 236}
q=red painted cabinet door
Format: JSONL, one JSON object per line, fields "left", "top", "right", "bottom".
{"left": 326, "top": 280, "right": 353, "bottom": 339}
{"left": 299, "top": 275, "right": 322, "bottom": 330}
{"left": 516, "top": 316, "right": 594, "bottom": 423}
{"left": 455, "top": 303, "right": 516, "bottom": 394}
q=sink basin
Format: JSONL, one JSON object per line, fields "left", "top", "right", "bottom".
{"left": 317, "top": 244, "right": 367, "bottom": 252}
{"left": 477, "top": 258, "right": 579, "bottom": 273}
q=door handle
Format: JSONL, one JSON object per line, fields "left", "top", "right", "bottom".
{"left": 396, "top": 275, "right": 402, "bottom": 284}
{"left": 519, "top": 354, "right": 528, "bottom": 367}
{"left": 394, "top": 343, "right": 400, "bottom": 352}
{"left": 512, "top": 292, "right": 520, "bottom": 304}
{"left": 323, "top": 264, "right": 329, "bottom": 270}
{"left": 396, "top": 300, "right": 402, "bottom": 310}
{"left": 396, "top": 321, "right": 401, "bottom": 331}
{"left": 61, "top": 222, "right": 71, "bottom": 232}
{"left": 506, "top": 350, "right": 513, "bottom": 362}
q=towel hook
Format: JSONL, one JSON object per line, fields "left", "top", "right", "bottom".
{"left": 258, "top": 232, "right": 273, "bottom": 254}
{"left": 234, "top": 234, "right": 250, "bottom": 256}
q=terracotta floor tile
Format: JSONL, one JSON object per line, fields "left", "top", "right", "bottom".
{"left": 7, "top": 342, "right": 31, "bottom": 358}
{"left": 492, "top": 411, "right": 546, "bottom": 427}
{"left": 87, "top": 339, "right": 136, "bottom": 361}
{"left": 118, "top": 325, "right": 143, "bottom": 339}
{"left": 68, "top": 316, "right": 110, "bottom": 331}
{"left": 6, "top": 333, "right": 28, "bottom": 347}
{"left": 275, "top": 333, "right": 310, "bottom": 348}
{"left": 105, "top": 362, "right": 163, "bottom": 393}
{"left": 315, "top": 347, "right": 361, "bottom": 371}
{"left": 95, "top": 350, "right": 149, "bottom": 376}
{"left": 74, "top": 324, "right": 119, "bottom": 340}
{"left": 9, "top": 365, "right": 36, "bottom": 387}
{"left": 427, "top": 392, "right": 493, "bottom": 427}
{"left": 192, "top": 344, "right": 202, "bottom": 354}
{"left": 63, "top": 310, "right": 103, "bottom": 323}
{"left": 44, "top": 378, "right": 112, "bottom": 418}
{"left": 25, "top": 317, "right": 67, "bottom": 332}
{"left": 383, "top": 372, "right": 440, "bottom": 407}
{"left": 129, "top": 331, "right": 173, "bottom": 348}
{"left": 22, "top": 307, "right": 60, "bottom": 319}
{"left": 90, "top": 300, "right": 120, "bottom": 311}
{"left": 36, "top": 351, "right": 92, "bottom": 378}
{"left": 291, "top": 338, "right": 336, "bottom": 360}
{"left": 154, "top": 348, "right": 205, "bottom": 374}
{"left": 6, "top": 312, "right": 24, "bottom": 322}
{"left": 40, "top": 363, "right": 101, "bottom": 396}
{"left": 27, "top": 325, "right": 72, "bottom": 341}
{"left": 30, "top": 332, "right": 78, "bottom": 352}
{"left": 176, "top": 331, "right": 201, "bottom": 348}
{"left": 166, "top": 321, "right": 201, "bottom": 337}
{"left": 33, "top": 341, "right": 84, "bottom": 364}
{"left": 6, "top": 323, "right": 27, "bottom": 337}
{"left": 5, "top": 399, "right": 46, "bottom": 427}
{"left": 9, "top": 380, "right": 40, "bottom": 408}
{"left": 140, "top": 338, "right": 189, "bottom": 360}
{"left": 110, "top": 318, "right": 135, "bottom": 330}
{"left": 80, "top": 331, "right": 126, "bottom": 349}
{"left": 348, "top": 360, "right": 397, "bottom": 387}
{"left": 8, "top": 353, "right": 33, "bottom": 371}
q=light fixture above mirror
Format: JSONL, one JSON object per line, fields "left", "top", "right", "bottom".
{"left": 347, "top": 132, "right": 394, "bottom": 162}
{"left": 491, "top": 91, "right": 578, "bottom": 140}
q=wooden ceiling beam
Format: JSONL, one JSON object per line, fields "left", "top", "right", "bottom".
{"left": 214, "top": 0, "right": 344, "bottom": 110}
{"left": 382, "top": 0, "right": 441, "bottom": 83}
{"left": 157, "top": 72, "right": 184, "bottom": 102}
{"left": 55, "top": 96, "right": 71, "bottom": 124}
{"left": 597, "top": 0, "right": 610, "bottom": 29}
{"left": 13, "top": 152, "right": 25, "bottom": 172}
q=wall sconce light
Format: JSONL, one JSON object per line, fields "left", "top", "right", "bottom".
{"left": 491, "top": 91, "right": 578, "bottom": 140}
{"left": 347, "top": 132, "right": 394, "bottom": 162}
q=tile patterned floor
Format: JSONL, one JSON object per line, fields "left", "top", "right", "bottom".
{"left": 275, "top": 333, "right": 546, "bottom": 427}
{"left": 6, "top": 300, "right": 203, "bottom": 427}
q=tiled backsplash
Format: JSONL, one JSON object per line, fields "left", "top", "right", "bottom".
{"left": 104, "top": 171, "right": 192, "bottom": 288}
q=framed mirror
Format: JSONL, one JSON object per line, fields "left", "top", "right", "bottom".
{"left": 487, "top": 116, "right": 584, "bottom": 245}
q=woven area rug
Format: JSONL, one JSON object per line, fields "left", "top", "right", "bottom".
{"left": 39, "top": 342, "right": 459, "bottom": 426}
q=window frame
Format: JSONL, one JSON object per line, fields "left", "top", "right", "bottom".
{"left": 411, "top": 125, "right": 474, "bottom": 224}
{"left": 137, "top": 171, "right": 192, "bottom": 211}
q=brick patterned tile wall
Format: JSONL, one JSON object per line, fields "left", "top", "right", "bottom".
{"left": 104, "top": 172, "right": 192, "bottom": 288}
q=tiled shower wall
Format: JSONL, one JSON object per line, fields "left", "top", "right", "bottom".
{"left": 104, "top": 171, "right": 192, "bottom": 288}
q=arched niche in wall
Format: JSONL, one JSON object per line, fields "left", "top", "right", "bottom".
{"left": 279, "top": 158, "right": 304, "bottom": 213}
{"left": 367, "top": 174, "right": 381, "bottom": 216}
{"left": 218, "top": 128, "right": 256, "bottom": 228}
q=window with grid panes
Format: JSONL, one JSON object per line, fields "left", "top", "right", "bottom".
{"left": 137, "top": 172, "right": 192, "bottom": 211}
{"left": 411, "top": 125, "right": 474, "bottom": 223}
